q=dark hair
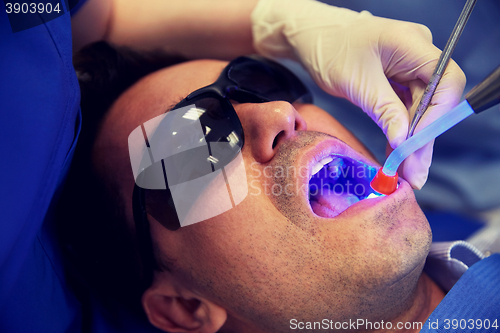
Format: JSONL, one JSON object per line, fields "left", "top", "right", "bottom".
{"left": 56, "top": 42, "right": 186, "bottom": 316}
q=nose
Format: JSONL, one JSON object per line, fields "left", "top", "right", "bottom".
{"left": 235, "top": 101, "right": 307, "bottom": 163}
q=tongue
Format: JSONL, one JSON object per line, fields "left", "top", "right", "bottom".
{"left": 310, "top": 188, "right": 359, "bottom": 218}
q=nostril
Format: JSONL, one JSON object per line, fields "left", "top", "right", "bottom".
{"left": 294, "top": 116, "right": 306, "bottom": 131}
{"left": 272, "top": 130, "right": 285, "bottom": 149}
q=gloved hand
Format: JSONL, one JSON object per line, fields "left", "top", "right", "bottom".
{"left": 251, "top": 0, "right": 466, "bottom": 189}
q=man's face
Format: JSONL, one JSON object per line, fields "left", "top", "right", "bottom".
{"left": 96, "top": 59, "right": 432, "bottom": 332}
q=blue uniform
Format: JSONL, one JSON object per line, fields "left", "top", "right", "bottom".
{"left": 1, "top": 2, "right": 84, "bottom": 331}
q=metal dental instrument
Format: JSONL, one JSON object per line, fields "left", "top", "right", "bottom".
{"left": 407, "top": 0, "right": 477, "bottom": 138}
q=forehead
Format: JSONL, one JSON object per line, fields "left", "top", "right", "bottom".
{"left": 136, "top": 59, "right": 229, "bottom": 121}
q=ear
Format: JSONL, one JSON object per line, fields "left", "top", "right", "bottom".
{"left": 142, "top": 274, "right": 227, "bottom": 333}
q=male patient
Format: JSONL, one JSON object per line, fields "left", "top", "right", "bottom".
{"left": 60, "top": 44, "right": 492, "bottom": 333}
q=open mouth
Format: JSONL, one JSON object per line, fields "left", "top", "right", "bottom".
{"left": 308, "top": 154, "right": 383, "bottom": 218}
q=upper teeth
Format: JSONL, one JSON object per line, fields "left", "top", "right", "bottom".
{"left": 311, "top": 156, "right": 334, "bottom": 177}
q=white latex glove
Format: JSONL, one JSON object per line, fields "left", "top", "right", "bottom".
{"left": 252, "top": 0, "right": 466, "bottom": 189}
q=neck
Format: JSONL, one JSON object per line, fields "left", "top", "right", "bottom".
{"left": 221, "top": 273, "right": 445, "bottom": 333}
{"left": 371, "top": 272, "right": 444, "bottom": 333}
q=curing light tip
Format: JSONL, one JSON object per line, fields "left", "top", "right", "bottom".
{"left": 370, "top": 168, "right": 398, "bottom": 195}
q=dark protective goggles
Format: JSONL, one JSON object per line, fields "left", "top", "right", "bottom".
{"left": 131, "top": 55, "right": 312, "bottom": 282}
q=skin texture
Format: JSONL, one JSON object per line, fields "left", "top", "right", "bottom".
{"left": 93, "top": 60, "right": 443, "bottom": 333}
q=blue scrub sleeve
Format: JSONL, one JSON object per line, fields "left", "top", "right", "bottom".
{"left": 0, "top": 1, "right": 87, "bottom": 332}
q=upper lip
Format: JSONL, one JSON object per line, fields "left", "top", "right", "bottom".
{"left": 300, "top": 137, "right": 380, "bottom": 182}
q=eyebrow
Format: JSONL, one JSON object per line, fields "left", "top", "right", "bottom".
{"left": 164, "top": 96, "right": 186, "bottom": 114}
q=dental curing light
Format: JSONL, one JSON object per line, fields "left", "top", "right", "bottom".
{"left": 371, "top": 65, "right": 500, "bottom": 195}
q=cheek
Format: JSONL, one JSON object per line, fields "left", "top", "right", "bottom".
{"left": 167, "top": 200, "right": 297, "bottom": 301}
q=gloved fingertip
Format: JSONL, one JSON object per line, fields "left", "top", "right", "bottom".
{"left": 410, "top": 173, "right": 427, "bottom": 190}
{"left": 399, "top": 142, "right": 434, "bottom": 190}
{"left": 386, "top": 125, "right": 407, "bottom": 149}
{"left": 383, "top": 111, "right": 409, "bottom": 149}
{"left": 401, "top": 159, "right": 429, "bottom": 190}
